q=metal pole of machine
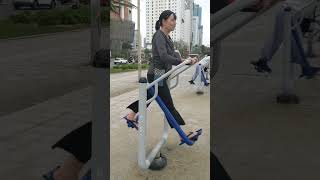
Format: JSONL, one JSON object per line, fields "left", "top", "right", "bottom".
{"left": 277, "top": 7, "right": 299, "bottom": 104}
{"left": 137, "top": 0, "right": 142, "bottom": 80}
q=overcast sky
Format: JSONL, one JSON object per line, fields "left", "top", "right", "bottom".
{"left": 131, "top": 0, "right": 210, "bottom": 46}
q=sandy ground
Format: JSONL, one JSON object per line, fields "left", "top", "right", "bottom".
{"left": 110, "top": 68, "right": 210, "bottom": 180}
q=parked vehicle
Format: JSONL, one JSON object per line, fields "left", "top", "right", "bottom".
{"left": 114, "top": 57, "right": 128, "bottom": 65}
{"left": 13, "top": 0, "right": 56, "bottom": 9}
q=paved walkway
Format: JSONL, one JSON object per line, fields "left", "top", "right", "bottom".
{"left": 0, "top": 65, "right": 209, "bottom": 180}
{"left": 110, "top": 70, "right": 148, "bottom": 97}
{"left": 213, "top": 5, "right": 320, "bottom": 180}
{"left": 0, "top": 27, "right": 109, "bottom": 116}
{"left": 110, "top": 68, "right": 210, "bottom": 180}
{"left": 0, "top": 87, "right": 92, "bottom": 179}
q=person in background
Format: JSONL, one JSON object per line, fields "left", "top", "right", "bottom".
{"left": 251, "top": 0, "right": 320, "bottom": 79}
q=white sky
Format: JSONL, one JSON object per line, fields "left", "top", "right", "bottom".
{"left": 131, "top": 0, "right": 210, "bottom": 47}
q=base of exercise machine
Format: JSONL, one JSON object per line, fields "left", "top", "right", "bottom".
{"left": 196, "top": 91, "right": 204, "bottom": 95}
{"left": 149, "top": 153, "right": 167, "bottom": 170}
{"left": 276, "top": 93, "right": 299, "bottom": 104}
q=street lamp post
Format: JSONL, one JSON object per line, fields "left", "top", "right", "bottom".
{"left": 137, "top": 0, "right": 142, "bottom": 80}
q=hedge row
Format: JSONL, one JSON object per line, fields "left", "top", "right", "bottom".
{"left": 10, "top": 6, "right": 108, "bottom": 26}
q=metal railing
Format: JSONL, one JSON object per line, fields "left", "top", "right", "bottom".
{"left": 211, "top": 0, "right": 258, "bottom": 27}
{"left": 137, "top": 59, "right": 193, "bottom": 170}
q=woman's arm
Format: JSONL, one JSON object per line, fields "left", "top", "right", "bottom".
{"left": 155, "top": 35, "right": 182, "bottom": 66}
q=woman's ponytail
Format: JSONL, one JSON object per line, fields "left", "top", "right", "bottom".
{"left": 155, "top": 20, "right": 161, "bottom": 30}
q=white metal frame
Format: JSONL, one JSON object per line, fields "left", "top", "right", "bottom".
{"left": 137, "top": 59, "right": 192, "bottom": 170}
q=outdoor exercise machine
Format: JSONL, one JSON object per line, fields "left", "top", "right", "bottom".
{"left": 137, "top": 58, "right": 202, "bottom": 170}
{"left": 190, "top": 55, "right": 210, "bottom": 95}
{"left": 304, "top": 0, "right": 320, "bottom": 58}
{"left": 211, "top": 0, "right": 320, "bottom": 104}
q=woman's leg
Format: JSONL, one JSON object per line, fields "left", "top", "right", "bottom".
{"left": 251, "top": 7, "right": 286, "bottom": 72}
{"left": 50, "top": 122, "right": 91, "bottom": 180}
{"left": 291, "top": 27, "right": 320, "bottom": 77}
{"left": 125, "top": 74, "right": 156, "bottom": 120}
{"left": 158, "top": 80, "right": 186, "bottom": 127}
{"left": 260, "top": 7, "right": 286, "bottom": 62}
{"left": 191, "top": 64, "right": 200, "bottom": 81}
{"left": 291, "top": 27, "right": 312, "bottom": 68}
{"left": 53, "top": 154, "right": 84, "bottom": 180}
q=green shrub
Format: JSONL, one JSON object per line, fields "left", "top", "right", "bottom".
{"left": 10, "top": 11, "right": 34, "bottom": 24}
{"left": 37, "top": 11, "right": 61, "bottom": 26}
{"left": 9, "top": 6, "right": 92, "bottom": 26}
{"left": 61, "top": 13, "right": 77, "bottom": 25}
{"left": 127, "top": 64, "right": 135, "bottom": 69}
{"left": 121, "top": 66, "right": 128, "bottom": 70}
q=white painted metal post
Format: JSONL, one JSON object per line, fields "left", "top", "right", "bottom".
{"left": 277, "top": 7, "right": 299, "bottom": 104}
{"left": 138, "top": 77, "right": 148, "bottom": 169}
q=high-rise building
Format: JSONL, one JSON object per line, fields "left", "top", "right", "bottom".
{"left": 192, "top": 3, "right": 202, "bottom": 46}
{"left": 182, "top": 0, "right": 194, "bottom": 50}
{"left": 145, "top": 0, "right": 193, "bottom": 49}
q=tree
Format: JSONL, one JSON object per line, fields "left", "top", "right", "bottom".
{"left": 174, "top": 40, "right": 189, "bottom": 59}
{"left": 191, "top": 45, "right": 202, "bottom": 55}
{"left": 122, "top": 41, "right": 132, "bottom": 50}
{"left": 144, "top": 48, "right": 151, "bottom": 59}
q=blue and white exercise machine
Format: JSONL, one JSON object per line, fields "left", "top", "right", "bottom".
{"left": 137, "top": 58, "right": 202, "bottom": 170}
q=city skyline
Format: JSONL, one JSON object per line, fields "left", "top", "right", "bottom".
{"left": 132, "top": 0, "right": 210, "bottom": 47}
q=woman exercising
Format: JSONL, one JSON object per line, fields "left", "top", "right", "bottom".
{"left": 123, "top": 10, "right": 202, "bottom": 144}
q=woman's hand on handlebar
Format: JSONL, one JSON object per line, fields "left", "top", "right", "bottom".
{"left": 189, "top": 57, "right": 198, "bottom": 65}
{"left": 183, "top": 57, "right": 197, "bottom": 65}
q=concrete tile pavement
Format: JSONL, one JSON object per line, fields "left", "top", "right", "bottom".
{"left": 0, "top": 65, "right": 210, "bottom": 180}
{"left": 0, "top": 87, "right": 92, "bottom": 180}
{"left": 110, "top": 68, "right": 210, "bottom": 180}
{"left": 213, "top": 6, "right": 320, "bottom": 180}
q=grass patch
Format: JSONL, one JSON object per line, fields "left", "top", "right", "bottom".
{"left": 0, "top": 20, "right": 88, "bottom": 39}
{"left": 0, "top": 5, "right": 109, "bottom": 39}
{"left": 111, "top": 64, "right": 149, "bottom": 73}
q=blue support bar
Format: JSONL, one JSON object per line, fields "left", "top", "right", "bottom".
{"left": 148, "top": 87, "right": 195, "bottom": 146}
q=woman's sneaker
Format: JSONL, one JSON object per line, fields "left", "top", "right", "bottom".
{"left": 250, "top": 59, "right": 272, "bottom": 73}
